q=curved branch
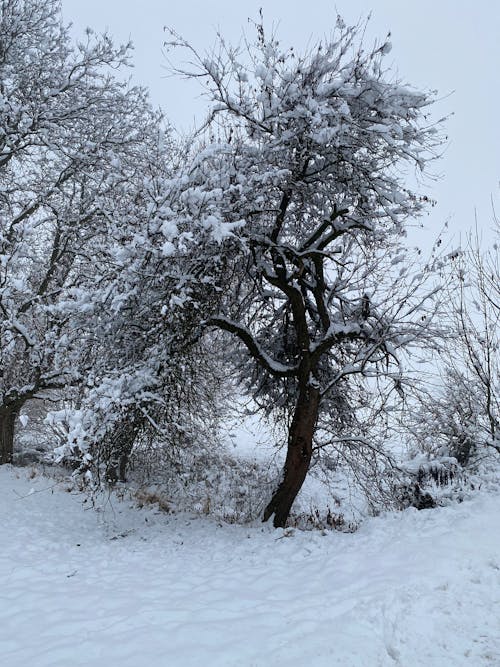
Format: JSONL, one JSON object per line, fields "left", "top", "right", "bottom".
{"left": 207, "top": 315, "right": 298, "bottom": 377}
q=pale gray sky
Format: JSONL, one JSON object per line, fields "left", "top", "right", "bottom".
{"left": 62, "top": 0, "right": 499, "bottom": 246}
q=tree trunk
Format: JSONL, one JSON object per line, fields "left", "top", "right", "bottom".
{"left": 0, "top": 404, "right": 20, "bottom": 465}
{"left": 263, "top": 384, "right": 320, "bottom": 527}
{"left": 103, "top": 412, "right": 140, "bottom": 485}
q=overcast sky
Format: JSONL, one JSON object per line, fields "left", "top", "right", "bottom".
{"left": 61, "top": 0, "right": 499, "bottom": 247}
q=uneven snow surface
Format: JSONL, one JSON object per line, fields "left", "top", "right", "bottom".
{"left": 1, "top": 467, "right": 499, "bottom": 666}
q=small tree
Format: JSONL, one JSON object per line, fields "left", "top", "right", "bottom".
{"left": 165, "top": 18, "right": 444, "bottom": 526}
{"left": 416, "top": 220, "right": 499, "bottom": 465}
{"left": 459, "top": 221, "right": 500, "bottom": 455}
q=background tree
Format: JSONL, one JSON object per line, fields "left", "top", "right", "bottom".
{"left": 409, "top": 218, "right": 499, "bottom": 467}
{"left": 0, "top": 0, "right": 161, "bottom": 463}
{"left": 164, "top": 18, "right": 444, "bottom": 526}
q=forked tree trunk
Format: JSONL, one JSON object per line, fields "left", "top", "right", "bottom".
{"left": 263, "top": 384, "right": 320, "bottom": 528}
{"left": 0, "top": 404, "right": 20, "bottom": 465}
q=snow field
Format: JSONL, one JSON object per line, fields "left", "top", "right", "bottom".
{"left": 1, "top": 466, "right": 499, "bottom": 666}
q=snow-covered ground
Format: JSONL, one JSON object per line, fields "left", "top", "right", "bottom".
{"left": 1, "top": 466, "right": 499, "bottom": 667}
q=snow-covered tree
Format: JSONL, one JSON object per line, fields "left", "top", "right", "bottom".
{"left": 0, "top": 0, "right": 161, "bottom": 463}
{"left": 163, "top": 18, "right": 444, "bottom": 526}
{"left": 413, "top": 220, "right": 499, "bottom": 466}
{"left": 47, "top": 128, "right": 229, "bottom": 485}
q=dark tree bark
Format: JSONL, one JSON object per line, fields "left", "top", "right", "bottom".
{"left": 102, "top": 410, "right": 142, "bottom": 484}
{"left": 263, "top": 383, "right": 320, "bottom": 527}
{"left": 0, "top": 403, "right": 21, "bottom": 465}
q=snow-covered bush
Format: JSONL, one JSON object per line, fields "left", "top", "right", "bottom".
{"left": 129, "top": 446, "right": 278, "bottom": 524}
{"left": 48, "top": 344, "right": 227, "bottom": 489}
{"left": 392, "top": 454, "right": 469, "bottom": 510}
